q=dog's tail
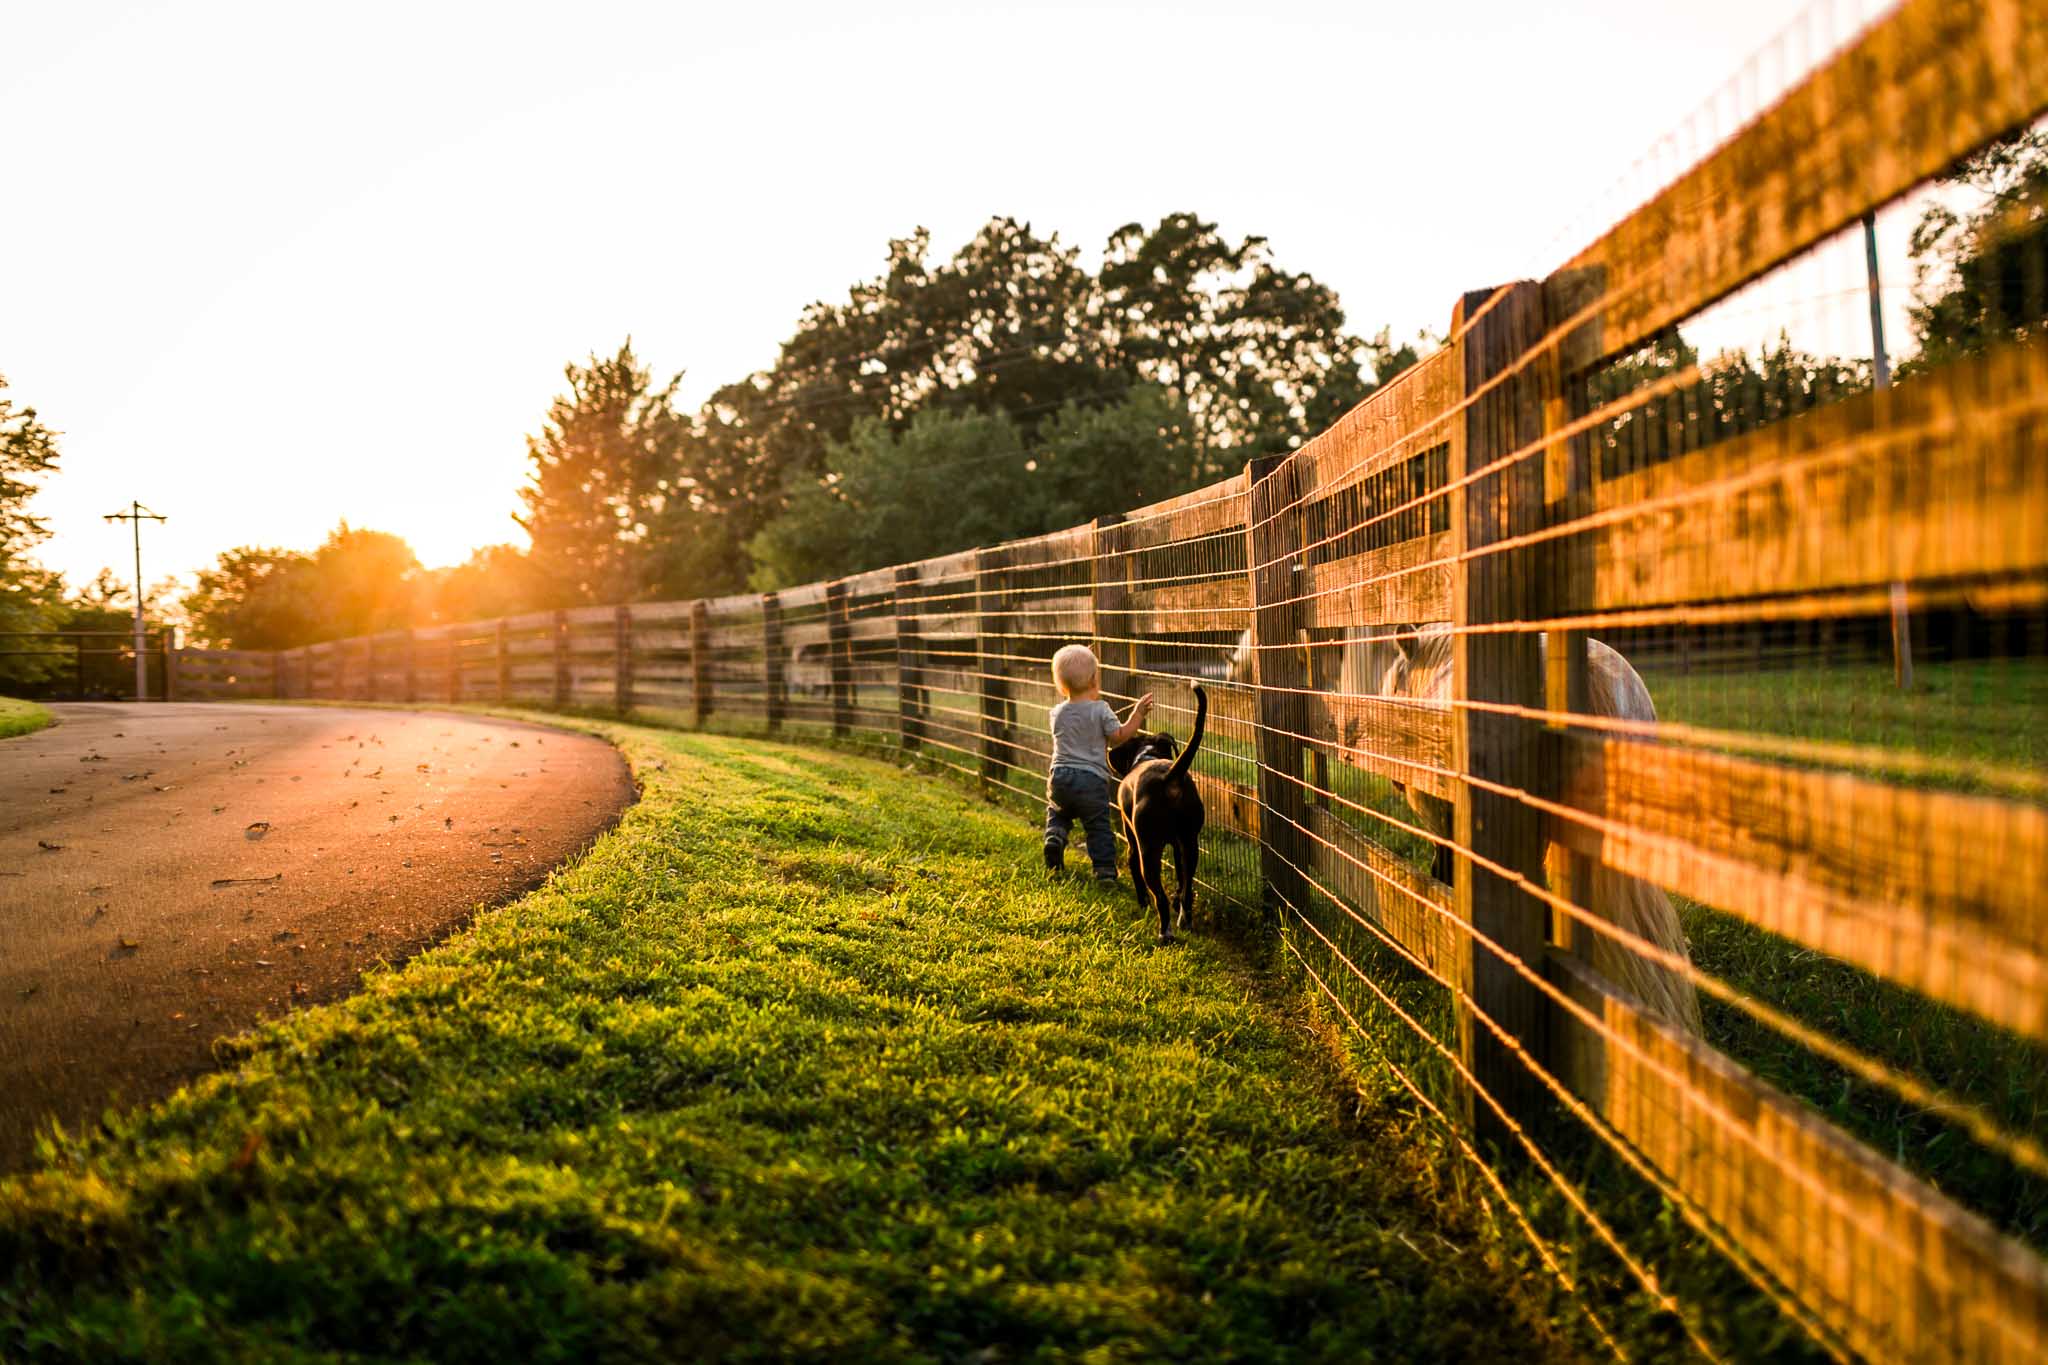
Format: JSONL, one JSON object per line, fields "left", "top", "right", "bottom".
{"left": 1166, "top": 685, "right": 1207, "bottom": 784}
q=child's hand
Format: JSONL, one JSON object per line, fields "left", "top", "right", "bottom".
{"left": 1137, "top": 692, "right": 1156, "bottom": 720}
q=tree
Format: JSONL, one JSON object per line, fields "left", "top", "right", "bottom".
{"left": 1906, "top": 129, "right": 2048, "bottom": 371}
{"left": 1098, "top": 213, "right": 1370, "bottom": 460}
{"left": 0, "top": 373, "right": 65, "bottom": 683}
{"left": 182, "top": 523, "right": 422, "bottom": 648}
{"left": 665, "top": 211, "right": 1394, "bottom": 593}
{"left": 747, "top": 387, "right": 1204, "bottom": 589}
{"left": 421, "top": 543, "right": 549, "bottom": 625}
{"left": 181, "top": 548, "right": 318, "bottom": 649}
{"left": 517, "top": 340, "right": 688, "bottom": 607}
{"left": 0, "top": 373, "right": 60, "bottom": 579}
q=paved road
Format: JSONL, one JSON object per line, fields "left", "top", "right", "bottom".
{"left": 0, "top": 702, "right": 634, "bottom": 1168}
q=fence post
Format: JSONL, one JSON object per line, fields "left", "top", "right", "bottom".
{"left": 1089, "top": 514, "right": 1133, "bottom": 706}
{"left": 690, "top": 600, "right": 711, "bottom": 728}
{"left": 974, "top": 547, "right": 1010, "bottom": 795}
{"left": 271, "top": 649, "right": 282, "bottom": 700}
{"left": 1450, "top": 281, "right": 1552, "bottom": 1142}
{"left": 894, "top": 565, "right": 923, "bottom": 751}
{"left": 162, "top": 628, "right": 178, "bottom": 703}
{"left": 405, "top": 631, "right": 419, "bottom": 704}
{"left": 448, "top": 632, "right": 462, "bottom": 704}
{"left": 495, "top": 619, "right": 509, "bottom": 702}
{"left": 763, "top": 592, "right": 785, "bottom": 732}
{"left": 552, "top": 610, "right": 569, "bottom": 709}
{"left": 1246, "top": 454, "right": 1310, "bottom": 916}
{"left": 615, "top": 606, "right": 634, "bottom": 716}
{"left": 827, "top": 581, "right": 853, "bottom": 737}
{"left": 1541, "top": 385, "right": 1597, "bottom": 968}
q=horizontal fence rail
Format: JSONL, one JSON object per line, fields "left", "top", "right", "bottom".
{"left": 169, "top": 3, "right": 2048, "bottom": 1358}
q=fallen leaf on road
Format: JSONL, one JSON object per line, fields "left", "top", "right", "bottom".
{"left": 416, "top": 764, "right": 431, "bottom": 773}
{"left": 245, "top": 822, "right": 271, "bottom": 840}
{"left": 211, "top": 875, "right": 284, "bottom": 888}
{"left": 79, "top": 754, "right": 106, "bottom": 762}
{"left": 37, "top": 840, "right": 63, "bottom": 852}
{"left": 48, "top": 787, "right": 67, "bottom": 794}
{"left": 212, "top": 805, "right": 226, "bottom": 814}
{"left": 154, "top": 784, "right": 174, "bottom": 792}
{"left": 443, "top": 817, "right": 453, "bottom": 830}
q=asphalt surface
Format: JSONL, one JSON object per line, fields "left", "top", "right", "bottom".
{"left": 0, "top": 702, "right": 634, "bottom": 1169}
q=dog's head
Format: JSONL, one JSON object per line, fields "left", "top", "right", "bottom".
{"left": 1108, "top": 730, "right": 1178, "bottom": 778}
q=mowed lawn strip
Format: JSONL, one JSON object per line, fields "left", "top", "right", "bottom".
{"left": 0, "top": 697, "right": 52, "bottom": 740}
{"left": 1, "top": 725, "right": 1556, "bottom": 1363}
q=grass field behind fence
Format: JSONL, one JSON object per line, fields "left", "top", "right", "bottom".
{"left": 0, "top": 720, "right": 1570, "bottom": 1364}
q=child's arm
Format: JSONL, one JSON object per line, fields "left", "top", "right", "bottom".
{"left": 1107, "top": 693, "right": 1155, "bottom": 746}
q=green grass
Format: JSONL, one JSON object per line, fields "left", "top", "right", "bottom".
{"left": 1649, "top": 659, "right": 2048, "bottom": 786}
{"left": 0, "top": 697, "right": 52, "bottom": 740}
{"left": 0, "top": 721, "right": 1566, "bottom": 1364}
{"left": 1643, "top": 660, "right": 2048, "bottom": 1247}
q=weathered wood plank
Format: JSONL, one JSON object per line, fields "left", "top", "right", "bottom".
{"left": 1301, "top": 348, "right": 1461, "bottom": 493}
{"left": 1121, "top": 473, "right": 1248, "bottom": 549}
{"left": 1549, "top": 0, "right": 2048, "bottom": 372}
{"left": 1121, "top": 577, "right": 1250, "bottom": 635}
{"left": 1304, "top": 693, "right": 1457, "bottom": 803}
{"left": 1552, "top": 733, "right": 2048, "bottom": 1041}
{"left": 1298, "top": 532, "right": 1454, "bottom": 630}
{"left": 1582, "top": 339, "right": 2048, "bottom": 609}
{"left": 1193, "top": 773, "right": 1260, "bottom": 840}
{"left": 1305, "top": 805, "right": 1457, "bottom": 978}
{"left": 1550, "top": 951, "right": 2048, "bottom": 1365}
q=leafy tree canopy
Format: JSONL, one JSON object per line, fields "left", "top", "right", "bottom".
{"left": 517, "top": 340, "right": 688, "bottom": 607}
{"left": 1907, "top": 129, "right": 2048, "bottom": 371}
{"left": 748, "top": 387, "right": 1206, "bottom": 589}
{"left": 182, "top": 524, "right": 422, "bottom": 649}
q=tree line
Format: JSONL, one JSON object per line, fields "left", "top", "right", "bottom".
{"left": 175, "top": 211, "right": 1431, "bottom": 648}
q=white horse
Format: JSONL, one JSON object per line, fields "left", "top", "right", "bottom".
{"left": 1381, "top": 625, "right": 1702, "bottom": 1035}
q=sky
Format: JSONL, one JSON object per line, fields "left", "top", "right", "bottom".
{"left": 5, "top": 0, "right": 1897, "bottom": 595}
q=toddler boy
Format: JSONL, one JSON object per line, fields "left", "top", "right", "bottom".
{"left": 1043, "top": 643, "right": 1153, "bottom": 883}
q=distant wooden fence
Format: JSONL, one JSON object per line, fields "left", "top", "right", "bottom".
{"left": 170, "top": 3, "right": 2048, "bottom": 1358}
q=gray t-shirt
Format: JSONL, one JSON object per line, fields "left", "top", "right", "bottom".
{"left": 1048, "top": 698, "right": 1120, "bottom": 781}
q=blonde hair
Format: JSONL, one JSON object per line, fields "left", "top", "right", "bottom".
{"left": 1051, "top": 644, "right": 1099, "bottom": 698}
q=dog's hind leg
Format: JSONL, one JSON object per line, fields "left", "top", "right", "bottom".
{"left": 1173, "top": 835, "right": 1200, "bottom": 931}
{"left": 1143, "top": 843, "right": 1173, "bottom": 942}
{"left": 1123, "top": 813, "right": 1149, "bottom": 909}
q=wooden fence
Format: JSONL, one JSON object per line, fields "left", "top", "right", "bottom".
{"left": 169, "top": 3, "right": 2048, "bottom": 1358}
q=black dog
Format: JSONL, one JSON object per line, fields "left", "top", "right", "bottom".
{"left": 1107, "top": 686, "right": 1207, "bottom": 943}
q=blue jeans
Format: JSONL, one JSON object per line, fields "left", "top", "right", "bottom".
{"left": 1045, "top": 766, "right": 1119, "bottom": 877}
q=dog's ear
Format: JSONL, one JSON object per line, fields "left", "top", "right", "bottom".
{"left": 1107, "top": 737, "right": 1142, "bottom": 777}
{"left": 1393, "top": 623, "right": 1420, "bottom": 664}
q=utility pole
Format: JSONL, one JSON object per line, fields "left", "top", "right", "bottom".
{"left": 1863, "top": 212, "right": 1912, "bottom": 691}
{"left": 103, "top": 501, "right": 166, "bottom": 701}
